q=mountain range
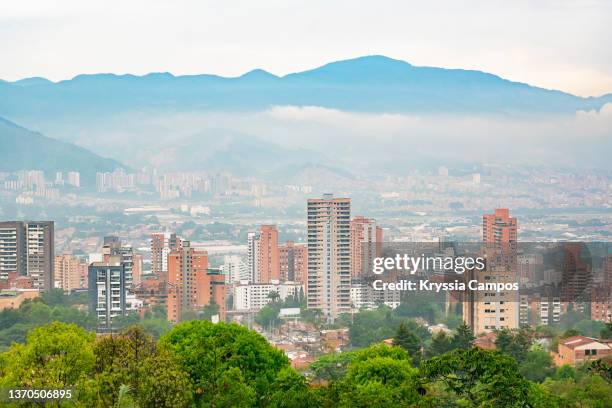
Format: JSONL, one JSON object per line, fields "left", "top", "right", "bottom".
{"left": 1, "top": 55, "right": 610, "bottom": 178}
{"left": 1, "top": 56, "right": 610, "bottom": 120}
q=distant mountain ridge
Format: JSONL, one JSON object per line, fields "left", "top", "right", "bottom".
{"left": 0, "top": 116, "right": 125, "bottom": 183}
{"left": 1, "top": 56, "right": 610, "bottom": 118}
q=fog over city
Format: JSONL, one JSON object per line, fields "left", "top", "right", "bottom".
{"left": 38, "top": 102, "right": 612, "bottom": 174}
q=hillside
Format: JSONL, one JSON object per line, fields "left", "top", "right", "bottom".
{"left": 0, "top": 116, "right": 125, "bottom": 183}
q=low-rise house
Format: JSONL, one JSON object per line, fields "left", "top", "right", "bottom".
{"left": 551, "top": 336, "right": 612, "bottom": 366}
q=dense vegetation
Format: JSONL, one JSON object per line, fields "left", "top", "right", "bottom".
{"left": 0, "top": 318, "right": 610, "bottom": 407}
{"left": 1, "top": 291, "right": 611, "bottom": 406}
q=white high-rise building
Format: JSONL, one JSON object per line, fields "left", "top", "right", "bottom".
{"left": 221, "top": 255, "right": 250, "bottom": 283}
{"left": 247, "top": 232, "right": 261, "bottom": 283}
{"left": 307, "top": 194, "right": 351, "bottom": 322}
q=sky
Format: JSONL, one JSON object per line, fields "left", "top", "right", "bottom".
{"left": 1, "top": 0, "right": 611, "bottom": 97}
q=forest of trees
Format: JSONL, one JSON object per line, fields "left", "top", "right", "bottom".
{"left": 0, "top": 318, "right": 610, "bottom": 407}
{"left": 1, "top": 291, "right": 611, "bottom": 406}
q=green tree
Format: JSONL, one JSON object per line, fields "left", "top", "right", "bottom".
{"left": 574, "top": 319, "right": 606, "bottom": 338}
{"left": 561, "top": 328, "right": 580, "bottom": 338}
{"left": 600, "top": 322, "right": 612, "bottom": 339}
{"left": 140, "top": 318, "right": 172, "bottom": 339}
{"left": 542, "top": 375, "right": 612, "bottom": 407}
{"left": 199, "top": 302, "right": 220, "bottom": 321}
{"left": 160, "top": 320, "right": 289, "bottom": 406}
{"left": 451, "top": 322, "right": 475, "bottom": 349}
{"left": 267, "top": 367, "right": 311, "bottom": 408}
{"left": 112, "top": 313, "right": 141, "bottom": 330}
{"left": 555, "top": 364, "right": 578, "bottom": 380}
{"left": 426, "top": 331, "right": 453, "bottom": 358}
{"left": 349, "top": 307, "right": 399, "bottom": 347}
{"left": 0, "top": 322, "right": 95, "bottom": 397}
{"left": 588, "top": 359, "right": 612, "bottom": 383}
{"left": 256, "top": 305, "right": 281, "bottom": 330}
{"left": 267, "top": 291, "right": 281, "bottom": 303}
{"left": 421, "top": 348, "right": 536, "bottom": 407}
{"left": 309, "top": 351, "right": 356, "bottom": 382}
{"left": 495, "top": 327, "right": 532, "bottom": 363}
{"left": 332, "top": 344, "right": 429, "bottom": 407}
{"left": 520, "top": 349, "right": 555, "bottom": 383}
{"left": 211, "top": 367, "right": 257, "bottom": 407}
{"left": 41, "top": 288, "right": 73, "bottom": 307}
{"left": 442, "top": 313, "right": 462, "bottom": 330}
{"left": 393, "top": 322, "right": 422, "bottom": 364}
{"left": 92, "top": 325, "right": 192, "bottom": 407}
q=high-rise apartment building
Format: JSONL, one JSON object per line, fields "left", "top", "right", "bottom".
{"left": 464, "top": 208, "right": 519, "bottom": 333}
{"left": 102, "top": 236, "right": 136, "bottom": 290}
{"left": 150, "top": 232, "right": 180, "bottom": 277}
{"left": 258, "top": 225, "right": 280, "bottom": 283}
{"left": 221, "top": 255, "right": 250, "bottom": 283}
{"left": 88, "top": 255, "right": 126, "bottom": 330}
{"left": 0, "top": 221, "right": 54, "bottom": 291}
{"left": 279, "top": 241, "right": 307, "bottom": 284}
{"left": 350, "top": 216, "right": 383, "bottom": 279}
{"left": 247, "top": 232, "right": 261, "bottom": 283}
{"left": 0, "top": 222, "right": 25, "bottom": 281}
{"left": 307, "top": 194, "right": 351, "bottom": 322}
{"left": 166, "top": 241, "right": 226, "bottom": 322}
{"left": 132, "top": 253, "right": 143, "bottom": 286}
{"left": 54, "top": 254, "right": 87, "bottom": 291}
{"left": 483, "top": 208, "right": 517, "bottom": 244}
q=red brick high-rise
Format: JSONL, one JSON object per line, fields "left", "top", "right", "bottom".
{"left": 350, "top": 216, "right": 383, "bottom": 278}
{"left": 150, "top": 232, "right": 180, "bottom": 278}
{"left": 167, "top": 241, "right": 226, "bottom": 322}
{"left": 465, "top": 208, "right": 519, "bottom": 333}
{"left": 279, "top": 241, "right": 307, "bottom": 284}
{"left": 259, "top": 225, "right": 280, "bottom": 283}
{"left": 483, "top": 208, "right": 517, "bottom": 244}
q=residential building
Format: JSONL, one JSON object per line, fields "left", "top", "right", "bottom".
{"left": 150, "top": 232, "right": 180, "bottom": 277}
{"left": 464, "top": 209, "right": 519, "bottom": 333}
{"left": 102, "top": 236, "right": 137, "bottom": 290}
{"left": 247, "top": 232, "right": 260, "bottom": 283}
{"left": 279, "top": 241, "right": 307, "bottom": 284}
{"left": 221, "top": 255, "right": 250, "bottom": 284}
{"left": 483, "top": 208, "right": 517, "bottom": 244}
{"left": 166, "top": 241, "right": 226, "bottom": 322}
{"left": 233, "top": 280, "right": 303, "bottom": 312}
{"left": 132, "top": 253, "right": 143, "bottom": 286}
{"left": 350, "top": 281, "right": 400, "bottom": 310}
{"left": 54, "top": 254, "right": 87, "bottom": 291}
{"left": 307, "top": 194, "right": 351, "bottom": 322}
{"left": 0, "top": 221, "right": 54, "bottom": 291}
{"left": 350, "top": 216, "right": 382, "bottom": 278}
{"left": 592, "top": 288, "right": 612, "bottom": 323}
{"left": 88, "top": 256, "right": 127, "bottom": 330}
{"left": 259, "top": 225, "right": 280, "bottom": 283}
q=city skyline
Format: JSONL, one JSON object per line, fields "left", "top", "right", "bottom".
{"left": 1, "top": 3, "right": 610, "bottom": 405}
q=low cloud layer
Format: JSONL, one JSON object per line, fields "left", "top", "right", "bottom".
{"left": 48, "top": 104, "right": 612, "bottom": 173}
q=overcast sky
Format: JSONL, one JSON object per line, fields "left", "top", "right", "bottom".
{"left": 1, "top": 0, "right": 611, "bottom": 96}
